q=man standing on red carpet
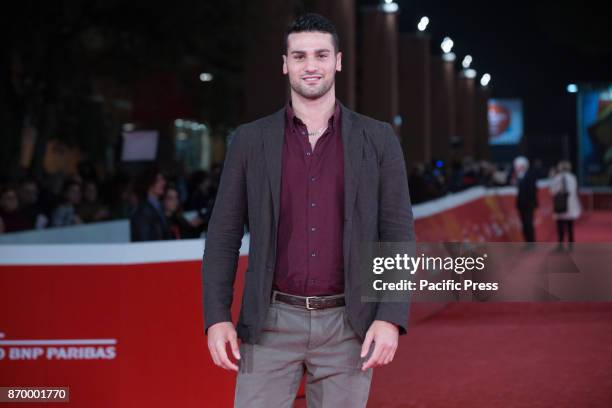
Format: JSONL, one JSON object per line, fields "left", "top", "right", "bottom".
{"left": 202, "top": 13, "right": 415, "bottom": 407}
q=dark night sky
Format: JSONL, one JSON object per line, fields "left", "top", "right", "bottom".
{"left": 396, "top": 0, "right": 612, "bottom": 139}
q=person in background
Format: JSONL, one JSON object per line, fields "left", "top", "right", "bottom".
{"left": 188, "top": 171, "right": 214, "bottom": 210}
{"left": 513, "top": 156, "right": 538, "bottom": 243}
{"left": 550, "top": 160, "right": 581, "bottom": 250}
{"left": 448, "top": 161, "right": 464, "bottom": 192}
{"left": 492, "top": 164, "right": 510, "bottom": 186}
{"left": 130, "top": 168, "right": 171, "bottom": 241}
{"left": 78, "top": 180, "right": 110, "bottom": 223}
{"left": 461, "top": 157, "right": 479, "bottom": 189}
{"left": 187, "top": 170, "right": 219, "bottom": 230}
{"left": 478, "top": 161, "right": 496, "bottom": 187}
{"left": 162, "top": 184, "right": 204, "bottom": 239}
{"left": 51, "top": 180, "right": 83, "bottom": 227}
{"left": 408, "top": 163, "right": 429, "bottom": 204}
{"left": 17, "top": 178, "right": 48, "bottom": 229}
{"left": 0, "top": 185, "right": 31, "bottom": 233}
{"left": 110, "top": 175, "right": 138, "bottom": 219}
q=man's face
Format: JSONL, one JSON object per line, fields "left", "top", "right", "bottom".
{"left": 84, "top": 183, "right": 97, "bottom": 203}
{"left": 18, "top": 182, "right": 38, "bottom": 205}
{"left": 0, "top": 190, "right": 19, "bottom": 213}
{"left": 151, "top": 174, "right": 166, "bottom": 198}
{"left": 283, "top": 31, "right": 342, "bottom": 100}
{"left": 66, "top": 184, "right": 81, "bottom": 206}
{"left": 163, "top": 189, "right": 179, "bottom": 214}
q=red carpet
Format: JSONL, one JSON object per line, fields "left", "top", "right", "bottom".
{"left": 365, "top": 212, "right": 612, "bottom": 407}
{"left": 369, "top": 303, "right": 612, "bottom": 407}
{"left": 573, "top": 211, "right": 612, "bottom": 242}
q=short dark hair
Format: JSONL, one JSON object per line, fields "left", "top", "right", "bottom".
{"left": 284, "top": 13, "right": 340, "bottom": 53}
{"left": 135, "top": 167, "right": 163, "bottom": 199}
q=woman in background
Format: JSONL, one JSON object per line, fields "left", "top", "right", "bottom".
{"left": 550, "top": 160, "right": 581, "bottom": 249}
{"left": 0, "top": 185, "right": 31, "bottom": 233}
{"left": 78, "top": 180, "right": 110, "bottom": 223}
{"left": 162, "top": 185, "right": 204, "bottom": 239}
{"left": 51, "top": 180, "right": 83, "bottom": 227}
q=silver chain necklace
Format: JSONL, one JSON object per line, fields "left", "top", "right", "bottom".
{"left": 307, "top": 126, "right": 327, "bottom": 137}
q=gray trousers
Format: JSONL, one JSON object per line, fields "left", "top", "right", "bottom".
{"left": 235, "top": 296, "right": 373, "bottom": 407}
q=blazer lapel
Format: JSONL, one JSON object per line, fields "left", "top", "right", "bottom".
{"left": 262, "top": 108, "right": 285, "bottom": 231}
{"left": 341, "top": 103, "right": 362, "bottom": 225}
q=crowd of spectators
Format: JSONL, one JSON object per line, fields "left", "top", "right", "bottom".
{"left": 0, "top": 163, "right": 222, "bottom": 239}
{"left": 408, "top": 157, "right": 547, "bottom": 204}
{"left": 1, "top": 156, "right": 549, "bottom": 238}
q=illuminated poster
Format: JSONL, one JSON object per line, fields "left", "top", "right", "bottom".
{"left": 578, "top": 85, "right": 612, "bottom": 186}
{"left": 121, "top": 130, "right": 159, "bottom": 161}
{"left": 487, "top": 99, "right": 524, "bottom": 145}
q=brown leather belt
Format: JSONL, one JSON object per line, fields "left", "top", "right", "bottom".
{"left": 272, "top": 290, "right": 345, "bottom": 310}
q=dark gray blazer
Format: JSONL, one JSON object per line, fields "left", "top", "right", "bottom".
{"left": 202, "top": 103, "right": 415, "bottom": 344}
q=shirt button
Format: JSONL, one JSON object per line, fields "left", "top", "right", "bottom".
{"left": 310, "top": 176, "right": 316, "bottom": 182}
{"left": 311, "top": 252, "right": 316, "bottom": 257}
{"left": 311, "top": 202, "right": 316, "bottom": 207}
{"left": 306, "top": 152, "right": 311, "bottom": 156}
{"left": 311, "top": 227, "right": 316, "bottom": 232}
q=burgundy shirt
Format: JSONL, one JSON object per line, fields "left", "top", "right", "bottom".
{"left": 273, "top": 101, "right": 345, "bottom": 296}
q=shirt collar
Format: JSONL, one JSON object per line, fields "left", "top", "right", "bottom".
{"left": 285, "top": 100, "right": 341, "bottom": 132}
{"left": 148, "top": 195, "right": 162, "bottom": 211}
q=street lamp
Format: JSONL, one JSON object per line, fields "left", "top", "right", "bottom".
{"left": 417, "top": 16, "right": 429, "bottom": 32}
{"left": 441, "top": 36, "right": 456, "bottom": 61}
{"left": 199, "top": 73, "right": 213, "bottom": 82}
{"left": 566, "top": 83, "right": 578, "bottom": 93}
{"left": 441, "top": 37, "right": 454, "bottom": 53}
{"left": 381, "top": 0, "right": 399, "bottom": 13}
{"left": 480, "top": 73, "right": 491, "bottom": 87}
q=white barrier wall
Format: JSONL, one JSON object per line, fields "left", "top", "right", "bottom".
{"left": 0, "top": 184, "right": 538, "bottom": 247}
{"left": 0, "top": 220, "right": 131, "bottom": 245}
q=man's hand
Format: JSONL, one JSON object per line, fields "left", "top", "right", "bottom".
{"left": 360, "top": 320, "right": 399, "bottom": 371}
{"left": 207, "top": 321, "right": 241, "bottom": 371}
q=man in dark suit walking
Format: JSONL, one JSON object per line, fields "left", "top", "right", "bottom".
{"left": 513, "top": 156, "right": 538, "bottom": 242}
{"left": 202, "top": 13, "right": 415, "bottom": 407}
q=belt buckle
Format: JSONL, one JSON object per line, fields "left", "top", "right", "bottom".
{"left": 305, "top": 296, "right": 318, "bottom": 310}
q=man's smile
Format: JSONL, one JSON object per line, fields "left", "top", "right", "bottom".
{"left": 302, "top": 75, "right": 322, "bottom": 83}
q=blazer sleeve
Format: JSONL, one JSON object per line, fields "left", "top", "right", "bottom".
{"left": 201, "top": 126, "right": 248, "bottom": 334}
{"left": 375, "top": 123, "right": 416, "bottom": 335}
